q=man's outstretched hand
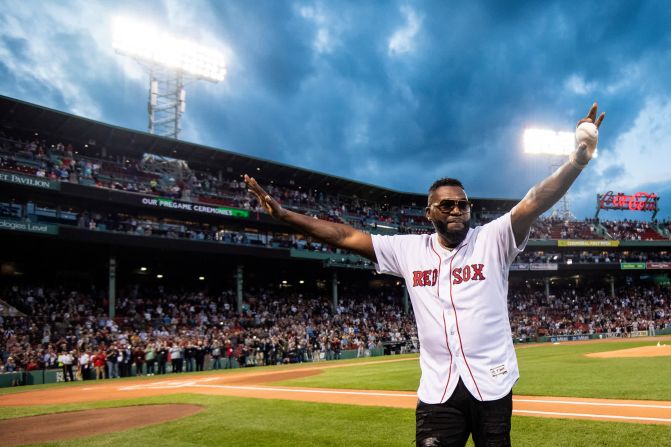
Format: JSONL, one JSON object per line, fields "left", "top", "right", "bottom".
{"left": 577, "top": 102, "right": 606, "bottom": 129}
{"left": 244, "top": 174, "right": 284, "bottom": 219}
{"left": 574, "top": 102, "right": 606, "bottom": 165}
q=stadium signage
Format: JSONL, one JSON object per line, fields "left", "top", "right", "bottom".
{"left": 509, "top": 263, "right": 558, "bottom": 271}
{"left": 620, "top": 262, "right": 645, "bottom": 270}
{"left": 530, "top": 263, "right": 558, "bottom": 271}
{"left": 549, "top": 335, "right": 590, "bottom": 342}
{"left": 557, "top": 240, "right": 619, "bottom": 247}
{"left": 0, "top": 219, "right": 58, "bottom": 235}
{"left": 0, "top": 171, "right": 60, "bottom": 191}
{"left": 139, "top": 197, "right": 250, "bottom": 218}
{"left": 647, "top": 262, "right": 671, "bottom": 270}
{"left": 509, "top": 263, "right": 529, "bottom": 271}
{"left": 598, "top": 191, "right": 658, "bottom": 212}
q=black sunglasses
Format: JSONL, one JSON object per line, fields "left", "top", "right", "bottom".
{"left": 428, "top": 199, "right": 472, "bottom": 213}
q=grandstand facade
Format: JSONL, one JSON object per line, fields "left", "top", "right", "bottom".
{"left": 1, "top": 96, "right": 670, "bottom": 383}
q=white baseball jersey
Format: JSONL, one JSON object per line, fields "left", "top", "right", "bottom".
{"left": 372, "top": 212, "right": 528, "bottom": 403}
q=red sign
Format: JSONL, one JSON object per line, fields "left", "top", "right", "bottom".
{"left": 647, "top": 262, "right": 671, "bottom": 270}
{"left": 598, "top": 191, "right": 658, "bottom": 212}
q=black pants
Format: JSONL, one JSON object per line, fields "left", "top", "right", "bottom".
{"left": 62, "top": 364, "right": 74, "bottom": 382}
{"left": 416, "top": 378, "right": 512, "bottom": 447}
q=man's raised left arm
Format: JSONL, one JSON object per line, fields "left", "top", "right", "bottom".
{"left": 511, "top": 102, "right": 605, "bottom": 245}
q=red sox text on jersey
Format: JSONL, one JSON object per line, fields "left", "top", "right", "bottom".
{"left": 413, "top": 264, "right": 485, "bottom": 287}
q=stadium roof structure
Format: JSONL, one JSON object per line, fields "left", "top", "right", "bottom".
{"left": 0, "top": 95, "right": 519, "bottom": 210}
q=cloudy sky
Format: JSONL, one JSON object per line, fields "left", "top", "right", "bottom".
{"left": 1, "top": 0, "right": 670, "bottom": 219}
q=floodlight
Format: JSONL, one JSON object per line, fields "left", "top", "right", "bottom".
{"left": 112, "top": 17, "right": 227, "bottom": 82}
{"left": 523, "top": 128, "right": 598, "bottom": 157}
{"left": 523, "top": 127, "right": 592, "bottom": 222}
{"left": 112, "top": 16, "right": 227, "bottom": 139}
{"left": 523, "top": 129, "right": 575, "bottom": 156}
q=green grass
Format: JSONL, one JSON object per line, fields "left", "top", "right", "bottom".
{"left": 1, "top": 395, "right": 670, "bottom": 446}
{"left": 515, "top": 341, "right": 671, "bottom": 399}
{"left": 277, "top": 341, "right": 671, "bottom": 400}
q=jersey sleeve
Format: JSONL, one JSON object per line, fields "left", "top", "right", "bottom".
{"left": 482, "top": 211, "right": 528, "bottom": 266}
{"left": 371, "top": 234, "right": 405, "bottom": 277}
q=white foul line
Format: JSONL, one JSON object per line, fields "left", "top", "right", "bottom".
{"left": 117, "top": 381, "right": 671, "bottom": 422}
{"left": 190, "top": 384, "right": 415, "bottom": 398}
{"left": 514, "top": 398, "right": 671, "bottom": 410}
{"left": 513, "top": 410, "right": 671, "bottom": 423}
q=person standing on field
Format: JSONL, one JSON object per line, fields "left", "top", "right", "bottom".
{"left": 244, "top": 103, "right": 605, "bottom": 446}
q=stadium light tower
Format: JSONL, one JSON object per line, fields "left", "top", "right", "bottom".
{"left": 523, "top": 128, "right": 598, "bottom": 220}
{"left": 112, "top": 17, "right": 227, "bottom": 139}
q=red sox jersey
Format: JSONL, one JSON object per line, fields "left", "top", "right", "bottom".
{"left": 371, "top": 212, "right": 528, "bottom": 403}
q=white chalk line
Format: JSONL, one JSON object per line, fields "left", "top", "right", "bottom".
{"left": 120, "top": 381, "right": 671, "bottom": 411}
{"left": 514, "top": 398, "right": 671, "bottom": 410}
{"left": 191, "top": 384, "right": 415, "bottom": 398}
{"left": 513, "top": 410, "right": 671, "bottom": 423}
{"left": 117, "top": 381, "right": 671, "bottom": 422}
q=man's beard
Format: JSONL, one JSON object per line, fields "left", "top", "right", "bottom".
{"left": 433, "top": 218, "right": 470, "bottom": 248}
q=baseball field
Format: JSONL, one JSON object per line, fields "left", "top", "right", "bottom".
{"left": 1, "top": 336, "right": 671, "bottom": 446}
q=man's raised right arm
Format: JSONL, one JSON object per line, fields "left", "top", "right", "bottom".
{"left": 244, "top": 174, "right": 376, "bottom": 262}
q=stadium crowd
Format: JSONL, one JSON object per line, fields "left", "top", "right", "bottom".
{"left": 1, "top": 281, "right": 670, "bottom": 378}
{"left": 4, "top": 130, "right": 668, "bottom": 240}
{"left": 0, "top": 284, "right": 414, "bottom": 379}
{"left": 510, "top": 284, "right": 670, "bottom": 340}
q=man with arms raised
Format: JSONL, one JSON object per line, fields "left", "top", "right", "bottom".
{"left": 245, "top": 104, "right": 604, "bottom": 447}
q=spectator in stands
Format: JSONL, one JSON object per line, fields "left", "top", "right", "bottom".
{"left": 133, "top": 345, "right": 145, "bottom": 376}
{"left": 145, "top": 343, "right": 156, "bottom": 376}
{"left": 92, "top": 349, "right": 106, "bottom": 380}
{"left": 58, "top": 350, "right": 75, "bottom": 382}
{"left": 78, "top": 350, "right": 91, "bottom": 381}
{"left": 169, "top": 343, "right": 183, "bottom": 373}
{"left": 156, "top": 343, "right": 168, "bottom": 375}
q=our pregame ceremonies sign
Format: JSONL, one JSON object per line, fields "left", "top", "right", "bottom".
{"left": 140, "top": 196, "right": 250, "bottom": 218}
{"left": 596, "top": 191, "right": 659, "bottom": 219}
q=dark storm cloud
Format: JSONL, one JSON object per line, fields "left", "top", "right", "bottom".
{"left": 1, "top": 0, "right": 671, "bottom": 217}
{"left": 181, "top": 0, "right": 671, "bottom": 202}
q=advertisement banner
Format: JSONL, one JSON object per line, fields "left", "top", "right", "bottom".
{"left": 549, "top": 335, "right": 590, "bottom": 343}
{"left": 139, "top": 196, "right": 250, "bottom": 218}
{"left": 530, "top": 263, "right": 558, "bottom": 271}
{"left": 0, "top": 171, "right": 60, "bottom": 190}
{"left": 509, "top": 263, "right": 530, "bottom": 271}
{"left": 647, "top": 262, "right": 671, "bottom": 270}
{"left": 557, "top": 240, "right": 620, "bottom": 247}
{"left": 598, "top": 191, "right": 658, "bottom": 212}
{"left": 620, "top": 262, "right": 646, "bottom": 270}
{"left": 630, "top": 330, "right": 649, "bottom": 338}
{"left": 0, "top": 219, "right": 59, "bottom": 235}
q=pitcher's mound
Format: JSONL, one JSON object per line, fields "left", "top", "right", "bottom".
{"left": 1, "top": 403, "right": 203, "bottom": 446}
{"left": 586, "top": 344, "right": 671, "bottom": 359}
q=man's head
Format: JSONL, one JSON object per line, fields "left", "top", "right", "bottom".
{"left": 426, "top": 178, "right": 472, "bottom": 248}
